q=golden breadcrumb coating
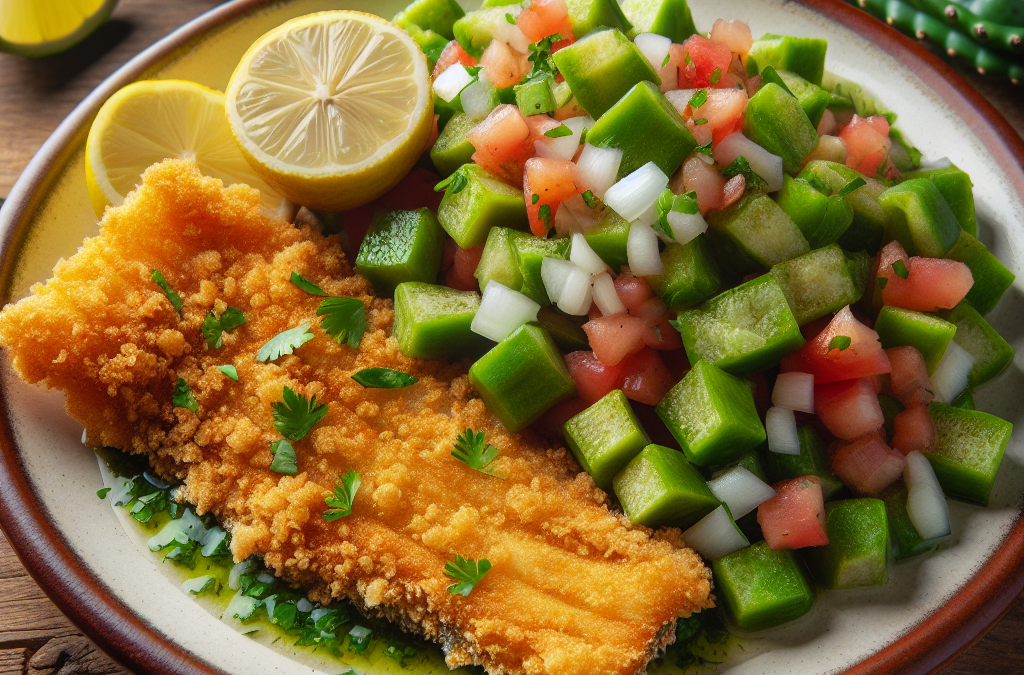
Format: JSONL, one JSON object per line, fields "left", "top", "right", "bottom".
{"left": 0, "top": 159, "right": 711, "bottom": 675}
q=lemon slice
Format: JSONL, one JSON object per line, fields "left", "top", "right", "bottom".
{"left": 225, "top": 11, "right": 433, "bottom": 212}
{"left": 0, "top": 0, "right": 118, "bottom": 57}
{"left": 85, "top": 79, "right": 289, "bottom": 218}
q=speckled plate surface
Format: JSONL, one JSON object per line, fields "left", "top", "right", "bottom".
{"left": 0, "top": 1, "right": 1022, "bottom": 674}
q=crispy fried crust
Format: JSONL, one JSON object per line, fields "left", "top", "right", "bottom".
{"left": 0, "top": 160, "right": 712, "bottom": 675}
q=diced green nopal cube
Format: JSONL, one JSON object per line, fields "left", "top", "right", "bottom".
{"left": 944, "top": 230, "right": 1016, "bottom": 315}
{"left": 763, "top": 425, "right": 845, "bottom": 499}
{"left": 587, "top": 81, "right": 695, "bottom": 179}
{"left": 655, "top": 361, "right": 766, "bottom": 466}
{"left": 882, "top": 483, "right": 948, "bottom": 561}
{"left": 453, "top": 7, "right": 510, "bottom": 58}
{"left": 776, "top": 175, "right": 853, "bottom": 250}
{"left": 564, "top": 389, "right": 650, "bottom": 491}
{"left": 846, "top": 250, "right": 873, "bottom": 298}
{"left": 393, "top": 282, "right": 491, "bottom": 359}
{"left": 551, "top": 28, "right": 659, "bottom": 119}
{"left": 648, "top": 235, "right": 721, "bottom": 309}
{"left": 712, "top": 541, "right": 815, "bottom": 631}
{"left": 807, "top": 499, "right": 891, "bottom": 589}
{"left": 355, "top": 208, "right": 444, "bottom": 295}
{"left": 394, "top": 18, "right": 450, "bottom": 63}
{"left": 533, "top": 306, "right": 589, "bottom": 352}
{"left": 770, "top": 245, "right": 862, "bottom": 326}
{"left": 438, "top": 165, "right": 529, "bottom": 248}
{"left": 430, "top": 113, "right": 476, "bottom": 177}
{"left": 515, "top": 75, "right": 557, "bottom": 116}
{"left": 799, "top": 160, "right": 889, "bottom": 253}
{"left": 584, "top": 207, "right": 631, "bottom": 270}
{"left": 513, "top": 235, "right": 570, "bottom": 305}
{"left": 673, "top": 274, "right": 805, "bottom": 377}
{"left": 941, "top": 301, "right": 1015, "bottom": 389}
{"left": 612, "top": 444, "right": 719, "bottom": 529}
{"left": 469, "top": 325, "right": 577, "bottom": 433}
{"left": 707, "top": 192, "right": 810, "bottom": 275}
{"left": 747, "top": 34, "right": 828, "bottom": 86}
{"left": 476, "top": 226, "right": 524, "bottom": 293}
{"left": 905, "top": 163, "right": 976, "bottom": 237}
{"left": 879, "top": 178, "right": 962, "bottom": 258}
{"left": 742, "top": 83, "right": 819, "bottom": 174}
{"left": 776, "top": 70, "right": 831, "bottom": 127}
{"left": 394, "top": 0, "right": 464, "bottom": 38}
{"left": 927, "top": 401, "right": 1012, "bottom": 506}
{"left": 620, "top": 0, "right": 697, "bottom": 42}
{"left": 565, "top": 0, "right": 633, "bottom": 38}
{"left": 874, "top": 306, "right": 957, "bottom": 373}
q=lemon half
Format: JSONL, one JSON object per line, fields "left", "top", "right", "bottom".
{"left": 225, "top": 11, "right": 433, "bottom": 212}
{"left": 0, "top": 0, "right": 118, "bottom": 57}
{"left": 85, "top": 79, "right": 288, "bottom": 218}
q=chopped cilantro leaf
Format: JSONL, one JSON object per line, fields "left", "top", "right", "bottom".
{"left": 452, "top": 429, "right": 501, "bottom": 477}
{"left": 828, "top": 335, "right": 852, "bottom": 352}
{"left": 201, "top": 307, "right": 247, "bottom": 348}
{"left": 694, "top": 142, "right": 714, "bottom": 157}
{"left": 836, "top": 176, "right": 867, "bottom": 198}
{"left": 544, "top": 124, "right": 572, "bottom": 138}
{"left": 891, "top": 260, "right": 910, "bottom": 279}
{"left": 877, "top": 276, "right": 888, "bottom": 289}
{"left": 317, "top": 297, "right": 366, "bottom": 348}
{"left": 435, "top": 169, "right": 469, "bottom": 194}
{"left": 348, "top": 625, "right": 373, "bottom": 653}
{"left": 257, "top": 323, "right": 314, "bottom": 362}
{"left": 351, "top": 368, "right": 417, "bottom": 389}
{"left": 217, "top": 365, "right": 239, "bottom": 381}
{"left": 151, "top": 269, "right": 183, "bottom": 314}
{"left": 688, "top": 89, "right": 707, "bottom": 109}
{"left": 662, "top": 52, "right": 671, "bottom": 67}
{"left": 710, "top": 67, "right": 722, "bottom": 84}
{"left": 324, "top": 471, "right": 361, "bottom": 521}
{"left": 505, "top": 12, "right": 516, "bottom": 23}
{"left": 527, "top": 34, "right": 562, "bottom": 79}
{"left": 581, "top": 190, "right": 595, "bottom": 208}
{"left": 290, "top": 271, "right": 327, "bottom": 296}
{"left": 532, "top": 193, "right": 540, "bottom": 204}
{"left": 445, "top": 555, "right": 492, "bottom": 596}
{"left": 721, "top": 156, "right": 767, "bottom": 190}
{"left": 97, "top": 487, "right": 111, "bottom": 499}
{"left": 268, "top": 439, "right": 298, "bottom": 475}
{"left": 538, "top": 204, "right": 552, "bottom": 231}
{"left": 172, "top": 378, "right": 198, "bottom": 413}
{"left": 693, "top": 117, "right": 708, "bottom": 125}
{"left": 272, "top": 386, "right": 328, "bottom": 441}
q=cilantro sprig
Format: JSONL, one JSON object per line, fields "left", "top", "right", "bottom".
{"left": 452, "top": 429, "right": 501, "bottom": 477}
{"left": 258, "top": 323, "right": 314, "bottom": 362}
{"left": 269, "top": 439, "right": 298, "bottom": 475}
{"left": 527, "top": 33, "right": 562, "bottom": 79}
{"left": 151, "top": 269, "right": 183, "bottom": 314}
{"left": 172, "top": 378, "right": 198, "bottom": 413}
{"left": 272, "top": 387, "right": 328, "bottom": 441}
{"left": 317, "top": 297, "right": 367, "bottom": 348}
{"left": 324, "top": 471, "right": 361, "bottom": 521}
{"left": 201, "top": 307, "right": 247, "bottom": 348}
{"left": 445, "top": 555, "right": 492, "bottom": 596}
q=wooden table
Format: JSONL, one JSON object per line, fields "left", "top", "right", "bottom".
{"left": 0, "top": 1, "right": 1021, "bottom": 673}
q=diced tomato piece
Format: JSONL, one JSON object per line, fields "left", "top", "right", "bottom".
{"left": 531, "top": 396, "right": 589, "bottom": 438}
{"left": 469, "top": 104, "right": 532, "bottom": 184}
{"left": 340, "top": 203, "right": 375, "bottom": 252}
{"left": 661, "top": 347, "right": 692, "bottom": 379}
{"left": 800, "top": 315, "right": 833, "bottom": 341}
{"left": 629, "top": 296, "right": 668, "bottom": 324}
{"left": 564, "top": 351, "right": 627, "bottom": 405}
{"left": 614, "top": 270, "right": 655, "bottom": 311}
{"left": 709, "top": 19, "right": 753, "bottom": 55}
{"left": 523, "top": 157, "right": 579, "bottom": 236}
{"left": 686, "top": 89, "right": 748, "bottom": 146}
{"left": 432, "top": 40, "right": 476, "bottom": 80}
{"left": 644, "top": 316, "right": 684, "bottom": 351}
{"left": 781, "top": 306, "right": 891, "bottom": 383}
{"left": 516, "top": 0, "right": 573, "bottom": 44}
{"left": 886, "top": 346, "right": 934, "bottom": 407}
{"left": 815, "top": 378, "right": 885, "bottom": 441}
{"left": 674, "top": 36, "right": 734, "bottom": 89}
{"left": 890, "top": 405, "right": 936, "bottom": 455}
{"left": 619, "top": 348, "right": 676, "bottom": 405}
{"left": 757, "top": 476, "right": 829, "bottom": 550}
{"left": 832, "top": 433, "right": 907, "bottom": 495}
{"left": 480, "top": 39, "right": 531, "bottom": 89}
{"left": 676, "top": 154, "right": 727, "bottom": 215}
{"left": 883, "top": 257, "right": 975, "bottom": 312}
{"left": 582, "top": 312, "right": 648, "bottom": 367}
{"left": 839, "top": 114, "right": 898, "bottom": 179}
{"left": 446, "top": 242, "right": 485, "bottom": 291}
{"left": 378, "top": 167, "right": 444, "bottom": 212}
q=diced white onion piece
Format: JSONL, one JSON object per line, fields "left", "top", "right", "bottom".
{"left": 296, "top": 598, "right": 314, "bottom": 613}
{"left": 461, "top": 72, "right": 496, "bottom": 120}
{"left": 664, "top": 89, "right": 699, "bottom": 115}
{"left": 535, "top": 115, "right": 593, "bottom": 161}
{"left": 541, "top": 257, "right": 576, "bottom": 304}
{"left": 706, "top": 466, "right": 777, "bottom": 519}
{"left": 228, "top": 559, "right": 256, "bottom": 591}
{"left": 553, "top": 200, "right": 579, "bottom": 236}
{"left": 666, "top": 210, "right": 708, "bottom": 245}
{"left": 627, "top": 221, "right": 663, "bottom": 276}
{"left": 681, "top": 506, "right": 750, "bottom": 560}
{"left": 592, "top": 272, "right": 626, "bottom": 316}
{"left": 766, "top": 406, "right": 801, "bottom": 455}
{"left": 225, "top": 592, "right": 260, "bottom": 621}
{"left": 905, "top": 451, "right": 951, "bottom": 540}
{"left": 634, "top": 200, "right": 659, "bottom": 227}
{"left": 772, "top": 372, "right": 815, "bottom": 413}
{"left": 604, "top": 162, "right": 669, "bottom": 222}
{"left": 570, "top": 232, "right": 610, "bottom": 274}
{"left": 556, "top": 264, "right": 594, "bottom": 316}
{"left": 433, "top": 63, "right": 473, "bottom": 103}
{"left": 573, "top": 144, "right": 622, "bottom": 199}
{"left": 714, "top": 133, "right": 785, "bottom": 193}
{"left": 930, "top": 341, "right": 975, "bottom": 404}
{"left": 562, "top": 193, "right": 601, "bottom": 231}
{"left": 634, "top": 32, "right": 672, "bottom": 72}
{"left": 471, "top": 282, "right": 540, "bottom": 342}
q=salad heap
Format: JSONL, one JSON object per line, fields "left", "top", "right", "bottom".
{"left": 352, "top": 0, "right": 1017, "bottom": 631}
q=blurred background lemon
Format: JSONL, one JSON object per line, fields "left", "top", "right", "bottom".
{"left": 0, "top": 0, "right": 119, "bottom": 57}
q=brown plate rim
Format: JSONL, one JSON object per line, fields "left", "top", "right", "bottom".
{"left": 0, "top": 1, "right": 1021, "bottom": 674}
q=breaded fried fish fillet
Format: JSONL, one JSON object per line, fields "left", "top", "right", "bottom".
{"left": 0, "top": 159, "right": 711, "bottom": 675}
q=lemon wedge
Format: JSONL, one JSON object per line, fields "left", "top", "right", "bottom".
{"left": 225, "top": 11, "right": 433, "bottom": 212}
{"left": 0, "top": 0, "right": 118, "bottom": 57}
{"left": 85, "top": 79, "right": 289, "bottom": 218}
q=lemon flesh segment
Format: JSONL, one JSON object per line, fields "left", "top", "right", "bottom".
{"left": 226, "top": 11, "right": 433, "bottom": 212}
{"left": 0, "top": 0, "right": 117, "bottom": 57}
{"left": 85, "top": 79, "right": 288, "bottom": 218}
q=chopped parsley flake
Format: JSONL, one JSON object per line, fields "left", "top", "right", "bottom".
{"left": 351, "top": 367, "right": 418, "bottom": 389}
{"left": 544, "top": 124, "right": 573, "bottom": 138}
{"left": 828, "top": 335, "right": 852, "bottom": 352}
{"left": 268, "top": 439, "right": 298, "bottom": 475}
{"left": 662, "top": 52, "right": 671, "bottom": 68}
{"left": 290, "top": 271, "right": 327, "bottom": 296}
{"left": 434, "top": 169, "right": 469, "bottom": 194}
{"left": 452, "top": 429, "right": 501, "bottom": 477}
{"left": 151, "top": 269, "right": 183, "bottom": 314}
{"left": 96, "top": 487, "right": 111, "bottom": 499}
{"left": 836, "top": 176, "right": 867, "bottom": 198}
{"left": 324, "top": 471, "right": 361, "bottom": 521}
{"left": 445, "top": 555, "right": 492, "bottom": 596}
{"left": 581, "top": 190, "right": 595, "bottom": 208}
{"left": 171, "top": 377, "right": 198, "bottom": 413}
{"left": 505, "top": 12, "right": 516, "bottom": 23}
{"left": 688, "top": 89, "right": 708, "bottom": 109}
{"left": 877, "top": 276, "right": 889, "bottom": 289}
{"left": 538, "top": 203, "right": 552, "bottom": 231}
{"left": 272, "top": 386, "right": 328, "bottom": 441}
{"left": 317, "top": 297, "right": 366, "bottom": 349}
{"left": 693, "top": 117, "right": 708, "bottom": 125}
{"left": 201, "top": 307, "right": 246, "bottom": 348}
{"left": 217, "top": 365, "right": 239, "bottom": 381}
{"left": 892, "top": 260, "right": 910, "bottom": 279}
{"left": 532, "top": 193, "right": 540, "bottom": 204}
{"left": 710, "top": 67, "right": 722, "bottom": 84}
{"left": 257, "top": 323, "right": 314, "bottom": 362}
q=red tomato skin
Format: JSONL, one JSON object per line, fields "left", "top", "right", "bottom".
{"left": 531, "top": 396, "right": 589, "bottom": 439}
{"left": 675, "top": 36, "right": 734, "bottom": 89}
{"left": 890, "top": 405, "right": 936, "bottom": 455}
{"left": 469, "top": 104, "right": 532, "bottom": 185}
{"left": 619, "top": 348, "right": 676, "bottom": 405}
{"left": 523, "top": 157, "right": 579, "bottom": 236}
{"left": 564, "top": 351, "right": 627, "bottom": 405}
{"left": 446, "top": 243, "right": 485, "bottom": 291}
{"left": 815, "top": 378, "right": 885, "bottom": 441}
{"left": 832, "top": 433, "right": 907, "bottom": 495}
{"left": 432, "top": 40, "right": 476, "bottom": 80}
{"left": 781, "top": 306, "right": 891, "bottom": 383}
{"left": 582, "top": 312, "right": 648, "bottom": 367}
{"left": 676, "top": 154, "right": 727, "bottom": 215}
{"left": 883, "top": 257, "right": 975, "bottom": 312}
{"left": 480, "top": 39, "right": 531, "bottom": 89}
{"left": 516, "top": 0, "right": 573, "bottom": 43}
{"left": 839, "top": 114, "right": 898, "bottom": 179}
{"left": 747, "top": 372, "right": 772, "bottom": 420}
{"left": 614, "top": 270, "right": 655, "bottom": 311}
{"left": 886, "top": 346, "right": 934, "bottom": 407}
{"left": 758, "top": 476, "right": 829, "bottom": 550}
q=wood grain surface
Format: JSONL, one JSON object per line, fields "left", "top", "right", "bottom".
{"left": 0, "top": 1, "right": 1021, "bottom": 674}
